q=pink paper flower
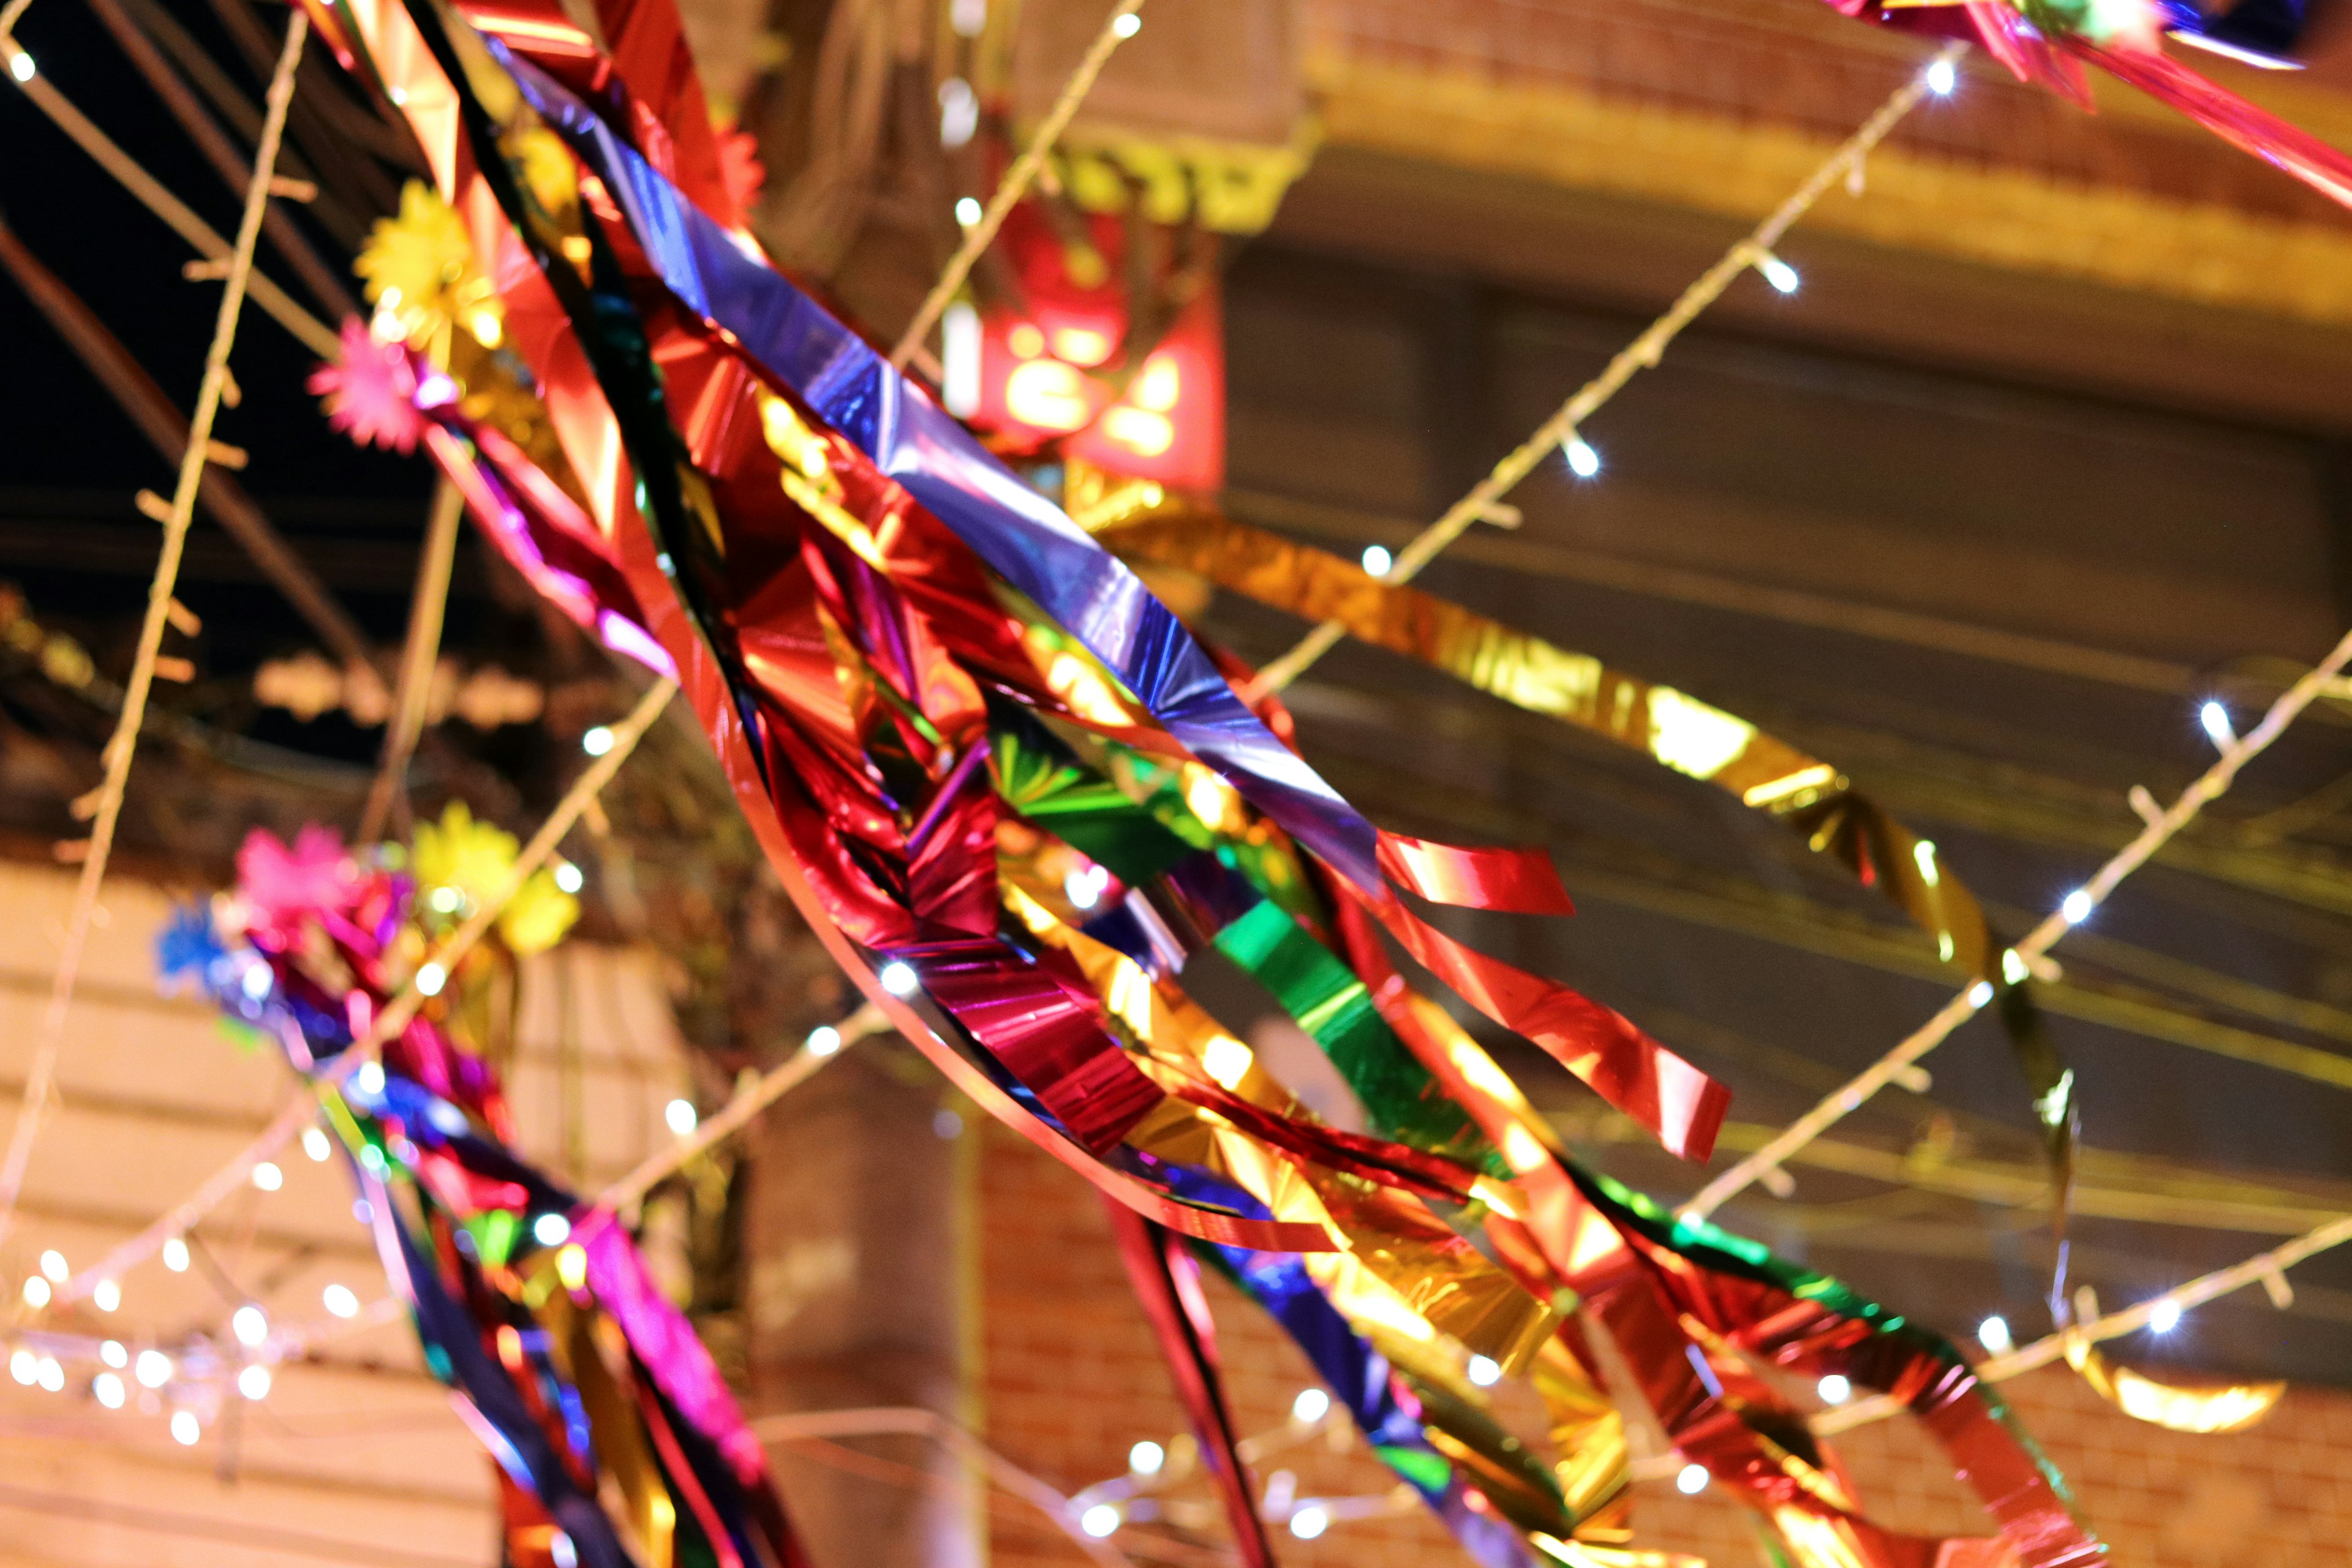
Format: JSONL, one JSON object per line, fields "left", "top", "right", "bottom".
{"left": 309, "top": 317, "right": 427, "bottom": 454}
{"left": 718, "top": 124, "right": 766, "bottom": 216}
{"left": 238, "top": 824, "right": 361, "bottom": 931}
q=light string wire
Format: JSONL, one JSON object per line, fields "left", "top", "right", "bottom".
{"left": 886, "top": 0, "right": 1145, "bottom": 371}
{"left": 0, "top": 0, "right": 37, "bottom": 51}
{"left": 0, "top": 10, "right": 312, "bottom": 1253}
{"left": 591, "top": 1001, "right": 891, "bottom": 1218}
{"left": 357, "top": 478, "right": 465, "bottom": 843}
{"left": 0, "top": 16, "right": 339, "bottom": 359}
{"left": 1242, "top": 40, "right": 1968, "bottom": 702}
{"left": 1681, "top": 615, "right": 2352, "bottom": 1221}
{"left": 53, "top": 677, "right": 677, "bottom": 1308}
{"left": 1812, "top": 1207, "right": 2352, "bottom": 1438}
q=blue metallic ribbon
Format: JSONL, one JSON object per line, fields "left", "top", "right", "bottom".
{"left": 487, "top": 43, "right": 1384, "bottom": 894}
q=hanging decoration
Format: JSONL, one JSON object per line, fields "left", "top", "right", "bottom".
{"left": 1090, "top": 504, "right": 2084, "bottom": 1242}
{"left": 955, "top": 195, "right": 1226, "bottom": 493}
{"left": 160, "top": 805, "right": 808, "bottom": 1568}
{"left": 1836, "top": 0, "right": 2352, "bottom": 211}
{"left": 272, "top": 0, "right": 2116, "bottom": 1560}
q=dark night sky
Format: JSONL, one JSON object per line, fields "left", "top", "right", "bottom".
{"left": 0, "top": 0, "right": 439, "bottom": 654}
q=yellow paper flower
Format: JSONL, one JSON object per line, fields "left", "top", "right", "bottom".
{"left": 497, "top": 869, "right": 579, "bottom": 957}
{"left": 413, "top": 801, "right": 578, "bottom": 957}
{"left": 413, "top": 799, "right": 513, "bottom": 902}
{"left": 357, "top": 181, "right": 503, "bottom": 353}
{"left": 512, "top": 127, "right": 578, "bottom": 217}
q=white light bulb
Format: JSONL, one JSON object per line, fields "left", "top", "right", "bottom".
{"left": 232, "top": 1305, "right": 270, "bottom": 1348}
{"left": 533, "top": 1213, "right": 571, "bottom": 1247}
{"left": 1128, "top": 1439, "right": 1165, "bottom": 1476}
{"left": 1292, "top": 1386, "right": 1330, "bottom": 1423}
{"left": 356, "top": 1061, "right": 386, "bottom": 1095}
{"left": 1967, "top": 981, "right": 1994, "bottom": 1008}
{"left": 1360, "top": 544, "right": 1393, "bottom": 576}
{"left": 1080, "top": 1504, "right": 1121, "bottom": 1539}
{"left": 94, "top": 1371, "right": 126, "bottom": 1409}
{"left": 9, "top": 50, "right": 33, "bottom": 83}
{"left": 880, "top": 962, "right": 919, "bottom": 997}
{"left": 303, "top": 1127, "right": 333, "bottom": 1162}
{"left": 950, "top": 0, "right": 986, "bottom": 36}
{"left": 36, "top": 1356, "right": 63, "bottom": 1392}
{"left": 1817, "top": 1374, "right": 1851, "bottom": 1404}
{"left": 554, "top": 861, "right": 585, "bottom": 894}
{"left": 100, "top": 1340, "right": 127, "bottom": 1368}
{"left": 2198, "top": 701, "right": 2234, "bottom": 749}
{"left": 954, "top": 197, "right": 982, "bottom": 228}
{"left": 1112, "top": 11, "right": 1140, "bottom": 37}
{"left": 550, "top": 1533, "right": 577, "bottom": 1568}
{"left": 93, "top": 1278, "right": 121, "bottom": 1313}
{"left": 7, "top": 1350, "right": 33, "bottom": 1385}
{"left": 323, "top": 1283, "right": 360, "bottom": 1319}
{"left": 581, "top": 725, "right": 615, "bottom": 756}
{"left": 415, "top": 962, "right": 447, "bottom": 997}
{"left": 942, "top": 301, "right": 983, "bottom": 418}
{"left": 807, "top": 1025, "right": 842, "bottom": 1057}
{"left": 171, "top": 1409, "right": 200, "bottom": 1446}
{"left": 238, "top": 1365, "right": 273, "bottom": 1401}
{"left": 1289, "top": 1506, "right": 1329, "bottom": 1540}
{"left": 40, "top": 1251, "right": 67, "bottom": 1283}
{"left": 1466, "top": 1354, "right": 1501, "bottom": 1387}
{"left": 21, "top": 1277, "right": 50, "bottom": 1309}
{"left": 135, "top": 1350, "right": 174, "bottom": 1389}
{"left": 1759, "top": 255, "right": 1800, "bottom": 295}
{"left": 2060, "top": 889, "right": 2092, "bottom": 925}
{"left": 252, "top": 1161, "right": 284, "bottom": 1192}
{"left": 1977, "top": 1316, "right": 2013, "bottom": 1354}
{"left": 2148, "top": 1298, "right": 2182, "bottom": 1334}
{"left": 1925, "top": 57, "right": 1956, "bottom": 96}
{"left": 666, "top": 1098, "right": 699, "bottom": 1136}
{"left": 938, "top": 77, "right": 978, "bottom": 149}
{"left": 1675, "top": 1463, "right": 1709, "bottom": 1495}
{"left": 1564, "top": 436, "right": 1600, "bottom": 479}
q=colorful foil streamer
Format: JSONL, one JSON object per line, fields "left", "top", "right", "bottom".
{"left": 162, "top": 815, "right": 805, "bottom": 1568}
{"left": 277, "top": 1, "right": 2125, "bottom": 1561}
{"left": 1092, "top": 504, "right": 2082, "bottom": 1241}
{"left": 1833, "top": 0, "right": 2352, "bottom": 213}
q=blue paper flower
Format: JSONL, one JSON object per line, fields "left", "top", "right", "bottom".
{"left": 155, "top": 903, "right": 229, "bottom": 995}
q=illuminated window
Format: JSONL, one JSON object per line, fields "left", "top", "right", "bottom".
{"left": 1101, "top": 406, "right": 1175, "bottom": 456}
{"left": 1052, "top": 326, "right": 1113, "bottom": 366}
{"left": 1133, "top": 355, "right": 1180, "bottom": 411}
{"left": 1004, "top": 360, "right": 1091, "bottom": 431}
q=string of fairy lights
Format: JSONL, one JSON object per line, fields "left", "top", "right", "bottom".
{"left": 2, "top": 1114, "right": 394, "bottom": 1446}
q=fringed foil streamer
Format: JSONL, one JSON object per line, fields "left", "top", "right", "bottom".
{"left": 1097, "top": 507, "right": 2082, "bottom": 1243}
{"left": 165, "top": 830, "right": 805, "bottom": 1568}
{"left": 1828, "top": 0, "right": 2352, "bottom": 213}
{"left": 281, "top": 0, "right": 2122, "bottom": 1561}
{"left": 2062, "top": 1336, "right": 2285, "bottom": 1435}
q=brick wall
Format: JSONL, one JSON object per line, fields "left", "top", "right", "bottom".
{"left": 978, "top": 1119, "right": 2352, "bottom": 1567}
